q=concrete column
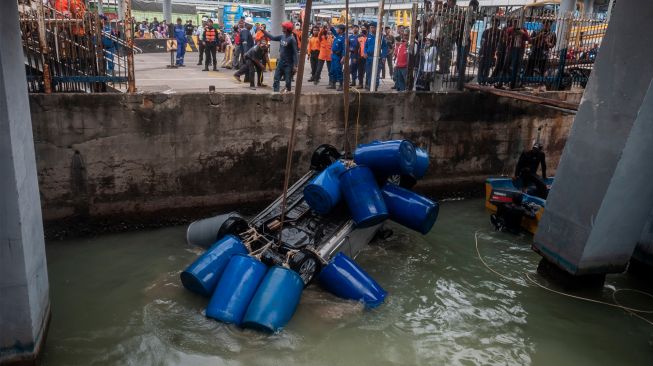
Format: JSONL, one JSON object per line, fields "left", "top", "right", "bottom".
{"left": 583, "top": 0, "right": 594, "bottom": 15}
{"left": 633, "top": 209, "right": 653, "bottom": 268}
{"left": 0, "top": 2, "right": 50, "bottom": 364}
{"left": 559, "top": 0, "right": 576, "bottom": 15}
{"left": 534, "top": 1, "right": 653, "bottom": 276}
{"left": 117, "top": 0, "right": 125, "bottom": 21}
{"left": 270, "top": 0, "right": 284, "bottom": 57}
{"left": 97, "top": 0, "right": 104, "bottom": 15}
{"left": 162, "top": 0, "right": 172, "bottom": 23}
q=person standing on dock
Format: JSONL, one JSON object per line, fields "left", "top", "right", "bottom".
{"left": 202, "top": 19, "right": 218, "bottom": 71}
{"left": 195, "top": 21, "right": 205, "bottom": 66}
{"left": 356, "top": 26, "right": 367, "bottom": 87}
{"left": 363, "top": 22, "right": 387, "bottom": 90}
{"left": 308, "top": 26, "right": 321, "bottom": 83}
{"left": 263, "top": 21, "right": 298, "bottom": 93}
{"left": 328, "top": 24, "right": 346, "bottom": 91}
{"left": 348, "top": 25, "right": 360, "bottom": 87}
{"left": 173, "top": 18, "right": 187, "bottom": 67}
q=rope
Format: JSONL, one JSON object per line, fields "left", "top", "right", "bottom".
{"left": 474, "top": 229, "right": 653, "bottom": 326}
{"left": 351, "top": 86, "right": 362, "bottom": 148}
{"left": 277, "top": 0, "right": 314, "bottom": 245}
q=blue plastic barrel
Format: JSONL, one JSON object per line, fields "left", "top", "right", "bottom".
{"left": 319, "top": 252, "right": 387, "bottom": 308}
{"left": 242, "top": 266, "right": 304, "bottom": 332}
{"left": 339, "top": 166, "right": 389, "bottom": 228}
{"left": 353, "top": 140, "right": 417, "bottom": 177}
{"left": 206, "top": 254, "right": 268, "bottom": 325}
{"left": 381, "top": 183, "right": 439, "bottom": 235}
{"left": 303, "top": 160, "right": 346, "bottom": 214}
{"left": 180, "top": 235, "right": 248, "bottom": 297}
{"left": 412, "top": 147, "right": 430, "bottom": 179}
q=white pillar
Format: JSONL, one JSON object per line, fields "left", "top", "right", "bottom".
{"left": 583, "top": 0, "right": 594, "bottom": 15}
{"left": 162, "top": 0, "right": 172, "bottom": 23}
{"left": 117, "top": 0, "right": 125, "bottom": 21}
{"left": 271, "top": 0, "right": 284, "bottom": 57}
{"left": 0, "top": 2, "right": 50, "bottom": 364}
{"left": 97, "top": 0, "right": 104, "bottom": 15}
{"left": 534, "top": 1, "right": 653, "bottom": 276}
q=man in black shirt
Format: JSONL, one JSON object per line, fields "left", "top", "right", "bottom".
{"left": 263, "top": 21, "right": 298, "bottom": 93}
{"left": 515, "top": 142, "right": 548, "bottom": 199}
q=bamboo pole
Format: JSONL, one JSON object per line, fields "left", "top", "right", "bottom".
{"left": 125, "top": 0, "right": 136, "bottom": 93}
{"left": 369, "top": 0, "right": 385, "bottom": 92}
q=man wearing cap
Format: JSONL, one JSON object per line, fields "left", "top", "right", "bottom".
{"left": 173, "top": 18, "right": 187, "bottom": 66}
{"left": 363, "top": 21, "right": 388, "bottom": 90}
{"left": 328, "top": 24, "right": 346, "bottom": 91}
{"left": 348, "top": 25, "right": 360, "bottom": 87}
{"left": 263, "top": 21, "right": 298, "bottom": 93}
{"left": 240, "top": 18, "right": 255, "bottom": 67}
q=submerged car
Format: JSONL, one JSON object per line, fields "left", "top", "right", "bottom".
{"left": 180, "top": 142, "right": 439, "bottom": 332}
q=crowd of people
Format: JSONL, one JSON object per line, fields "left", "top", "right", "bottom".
{"left": 138, "top": 0, "right": 602, "bottom": 93}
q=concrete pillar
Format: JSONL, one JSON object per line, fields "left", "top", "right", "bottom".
{"left": 559, "top": 0, "right": 576, "bottom": 15}
{"left": 0, "top": 2, "right": 50, "bottom": 364}
{"left": 97, "top": 0, "right": 104, "bottom": 15}
{"left": 633, "top": 209, "right": 653, "bottom": 268}
{"left": 583, "top": 0, "right": 594, "bottom": 15}
{"left": 270, "top": 0, "right": 284, "bottom": 57}
{"left": 533, "top": 1, "right": 653, "bottom": 276}
{"left": 162, "top": 0, "right": 172, "bottom": 23}
{"left": 117, "top": 0, "right": 125, "bottom": 21}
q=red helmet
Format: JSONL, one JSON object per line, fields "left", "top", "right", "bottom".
{"left": 282, "top": 21, "right": 294, "bottom": 32}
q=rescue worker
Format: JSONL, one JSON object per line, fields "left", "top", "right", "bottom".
{"left": 308, "top": 26, "right": 321, "bottom": 82}
{"left": 202, "top": 19, "right": 218, "bottom": 71}
{"left": 314, "top": 24, "right": 333, "bottom": 85}
{"left": 348, "top": 25, "right": 360, "bottom": 87}
{"left": 363, "top": 22, "right": 387, "bottom": 90}
{"left": 173, "top": 18, "right": 187, "bottom": 67}
{"left": 100, "top": 15, "right": 116, "bottom": 74}
{"left": 328, "top": 24, "right": 346, "bottom": 91}
{"left": 514, "top": 142, "right": 548, "bottom": 199}
{"left": 263, "top": 21, "right": 298, "bottom": 93}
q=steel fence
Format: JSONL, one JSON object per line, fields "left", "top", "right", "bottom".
{"left": 414, "top": 4, "right": 607, "bottom": 91}
{"left": 18, "top": 0, "right": 136, "bottom": 93}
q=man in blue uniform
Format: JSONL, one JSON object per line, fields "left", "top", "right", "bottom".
{"left": 348, "top": 25, "right": 360, "bottom": 87}
{"left": 328, "top": 24, "right": 346, "bottom": 91}
{"left": 263, "top": 21, "right": 298, "bottom": 93}
{"left": 173, "top": 18, "right": 187, "bottom": 66}
{"left": 363, "top": 22, "right": 387, "bottom": 90}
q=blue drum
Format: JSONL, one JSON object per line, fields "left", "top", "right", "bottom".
{"left": 381, "top": 183, "right": 439, "bottom": 235}
{"left": 242, "top": 266, "right": 304, "bottom": 332}
{"left": 180, "top": 235, "right": 248, "bottom": 297}
{"left": 319, "top": 252, "right": 387, "bottom": 308}
{"left": 206, "top": 254, "right": 268, "bottom": 325}
{"left": 412, "top": 147, "right": 430, "bottom": 179}
{"left": 353, "top": 140, "right": 417, "bottom": 177}
{"left": 303, "top": 160, "right": 347, "bottom": 214}
{"left": 339, "top": 166, "right": 389, "bottom": 228}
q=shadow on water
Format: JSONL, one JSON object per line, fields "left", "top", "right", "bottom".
{"left": 42, "top": 199, "right": 653, "bottom": 366}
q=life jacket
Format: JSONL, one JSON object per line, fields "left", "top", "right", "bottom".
{"left": 205, "top": 27, "right": 216, "bottom": 43}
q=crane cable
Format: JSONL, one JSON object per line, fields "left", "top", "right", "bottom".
{"left": 474, "top": 229, "right": 653, "bottom": 327}
{"left": 277, "top": 0, "right": 314, "bottom": 246}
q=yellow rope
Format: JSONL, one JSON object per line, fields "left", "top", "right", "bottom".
{"left": 474, "top": 229, "right": 653, "bottom": 326}
{"left": 351, "top": 86, "right": 362, "bottom": 148}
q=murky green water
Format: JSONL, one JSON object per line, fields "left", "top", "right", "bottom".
{"left": 43, "top": 199, "right": 653, "bottom": 366}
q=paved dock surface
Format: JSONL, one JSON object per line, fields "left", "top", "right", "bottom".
{"left": 135, "top": 52, "right": 395, "bottom": 94}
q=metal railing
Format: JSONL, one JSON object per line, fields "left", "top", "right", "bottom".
{"left": 18, "top": 1, "right": 136, "bottom": 93}
{"left": 411, "top": 4, "right": 607, "bottom": 91}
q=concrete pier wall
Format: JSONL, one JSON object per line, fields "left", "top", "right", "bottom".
{"left": 29, "top": 92, "right": 573, "bottom": 225}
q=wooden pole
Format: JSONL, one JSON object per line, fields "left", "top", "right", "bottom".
{"left": 36, "top": 2, "right": 52, "bottom": 94}
{"left": 369, "top": 0, "right": 385, "bottom": 92}
{"left": 277, "top": 0, "right": 313, "bottom": 245}
{"left": 343, "top": 0, "right": 351, "bottom": 155}
{"left": 125, "top": 0, "right": 136, "bottom": 93}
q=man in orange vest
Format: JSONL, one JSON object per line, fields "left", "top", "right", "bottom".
{"left": 202, "top": 19, "right": 219, "bottom": 71}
